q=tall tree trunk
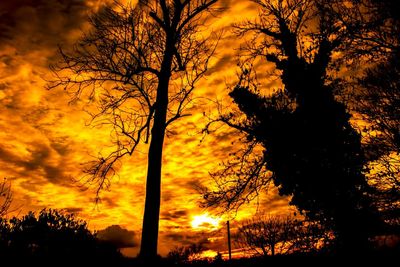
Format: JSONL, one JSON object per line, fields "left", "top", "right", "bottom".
{"left": 139, "top": 42, "right": 173, "bottom": 260}
{"left": 271, "top": 244, "right": 275, "bottom": 256}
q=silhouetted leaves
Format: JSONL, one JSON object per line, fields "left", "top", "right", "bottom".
{"left": 354, "top": 0, "right": 400, "bottom": 229}
{"left": 203, "top": 0, "right": 383, "bottom": 253}
{"left": 167, "top": 244, "right": 206, "bottom": 264}
{"left": 0, "top": 209, "right": 122, "bottom": 266}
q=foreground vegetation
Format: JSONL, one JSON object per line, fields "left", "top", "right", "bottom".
{"left": 0, "top": 209, "right": 124, "bottom": 266}
{"left": 0, "top": 209, "right": 398, "bottom": 266}
{"left": 0, "top": 0, "right": 399, "bottom": 264}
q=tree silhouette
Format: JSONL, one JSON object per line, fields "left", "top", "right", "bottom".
{"left": 235, "top": 215, "right": 326, "bottom": 256}
{"left": 355, "top": 0, "right": 400, "bottom": 229}
{"left": 49, "top": 0, "right": 219, "bottom": 259}
{"left": 0, "top": 209, "right": 122, "bottom": 265}
{"left": 203, "top": 0, "right": 381, "bottom": 253}
{"left": 358, "top": 59, "right": 400, "bottom": 228}
{"left": 236, "top": 216, "right": 297, "bottom": 256}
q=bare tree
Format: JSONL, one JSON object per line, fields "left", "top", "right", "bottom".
{"left": 346, "top": 0, "right": 400, "bottom": 60}
{"left": 0, "top": 178, "right": 12, "bottom": 217}
{"left": 235, "top": 215, "right": 326, "bottom": 256}
{"left": 235, "top": 215, "right": 297, "bottom": 256}
{"left": 235, "top": 215, "right": 327, "bottom": 257}
{"left": 49, "top": 0, "right": 220, "bottom": 259}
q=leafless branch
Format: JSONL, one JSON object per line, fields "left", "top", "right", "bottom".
{"left": 48, "top": 0, "right": 220, "bottom": 200}
{"left": 0, "top": 178, "right": 12, "bottom": 217}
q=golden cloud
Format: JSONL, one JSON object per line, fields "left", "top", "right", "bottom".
{"left": 0, "top": 0, "right": 292, "bottom": 257}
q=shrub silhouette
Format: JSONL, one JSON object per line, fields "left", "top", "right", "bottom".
{"left": 0, "top": 209, "right": 122, "bottom": 265}
{"left": 167, "top": 244, "right": 206, "bottom": 264}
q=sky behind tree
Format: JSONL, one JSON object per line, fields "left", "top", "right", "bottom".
{"left": 0, "top": 0, "right": 293, "bottom": 256}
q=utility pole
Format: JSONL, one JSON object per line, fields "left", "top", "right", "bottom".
{"left": 227, "top": 220, "right": 232, "bottom": 260}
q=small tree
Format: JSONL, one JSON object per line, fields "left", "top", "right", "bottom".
{"left": 49, "top": 0, "right": 219, "bottom": 259}
{"left": 235, "top": 216, "right": 298, "bottom": 256}
{"left": 235, "top": 215, "right": 326, "bottom": 256}
{"left": 0, "top": 209, "right": 122, "bottom": 264}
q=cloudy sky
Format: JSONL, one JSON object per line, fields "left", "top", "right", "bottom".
{"left": 0, "top": 0, "right": 294, "bottom": 257}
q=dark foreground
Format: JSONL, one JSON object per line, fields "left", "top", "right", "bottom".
{"left": 5, "top": 248, "right": 398, "bottom": 267}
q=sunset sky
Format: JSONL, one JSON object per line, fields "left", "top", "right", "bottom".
{"left": 0, "top": 0, "right": 294, "bottom": 257}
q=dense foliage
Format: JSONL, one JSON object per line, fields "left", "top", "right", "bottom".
{"left": 0, "top": 209, "right": 122, "bottom": 265}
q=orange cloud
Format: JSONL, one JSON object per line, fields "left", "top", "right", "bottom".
{"left": 0, "top": 0, "right": 292, "bottom": 257}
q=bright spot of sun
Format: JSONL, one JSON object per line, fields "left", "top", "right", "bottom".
{"left": 197, "top": 250, "right": 218, "bottom": 259}
{"left": 191, "top": 213, "right": 221, "bottom": 231}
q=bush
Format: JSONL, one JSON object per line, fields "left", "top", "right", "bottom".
{"left": 0, "top": 209, "right": 123, "bottom": 266}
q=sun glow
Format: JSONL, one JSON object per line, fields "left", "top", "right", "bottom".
{"left": 196, "top": 249, "right": 218, "bottom": 260}
{"left": 191, "top": 213, "right": 221, "bottom": 231}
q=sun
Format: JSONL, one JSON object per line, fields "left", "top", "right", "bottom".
{"left": 191, "top": 213, "right": 221, "bottom": 231}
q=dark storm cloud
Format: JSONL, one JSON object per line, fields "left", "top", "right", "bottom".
{"left": 63, "top": 207, "right": 83, "bottom": 213}
{"left": 99, "top": 196, "right": 118, "bottom": 209}
{"left": 0, "top": 0, "right": 103, "bottom": 195}
{"left": 164, "top": 232, "right": 212, "bottom": 247}
{"left": 165, "top": 233, "right": 187, "bottom": 243}
{"left": 49, "top": 136, "right": 71, "bottom": 156}
{"left": 184, "top": 179, "right": 205, "bottom": 195}
{"left": 209, "top": 54, "right": 235, "bottom": 74}
{"left": 0, "top": 0, "right": 89, "bottom": 49}
{"left": 97, "top": 225, "right": 138, "bottom": 248}
{"left": 161, "top": 209, "right": 188, "bottom": 221}
{"left": 0, "top": 141, "right": 72, "bottom": 185}
{"left": 0, "top": 146, "right": 20, "bottom": 164}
